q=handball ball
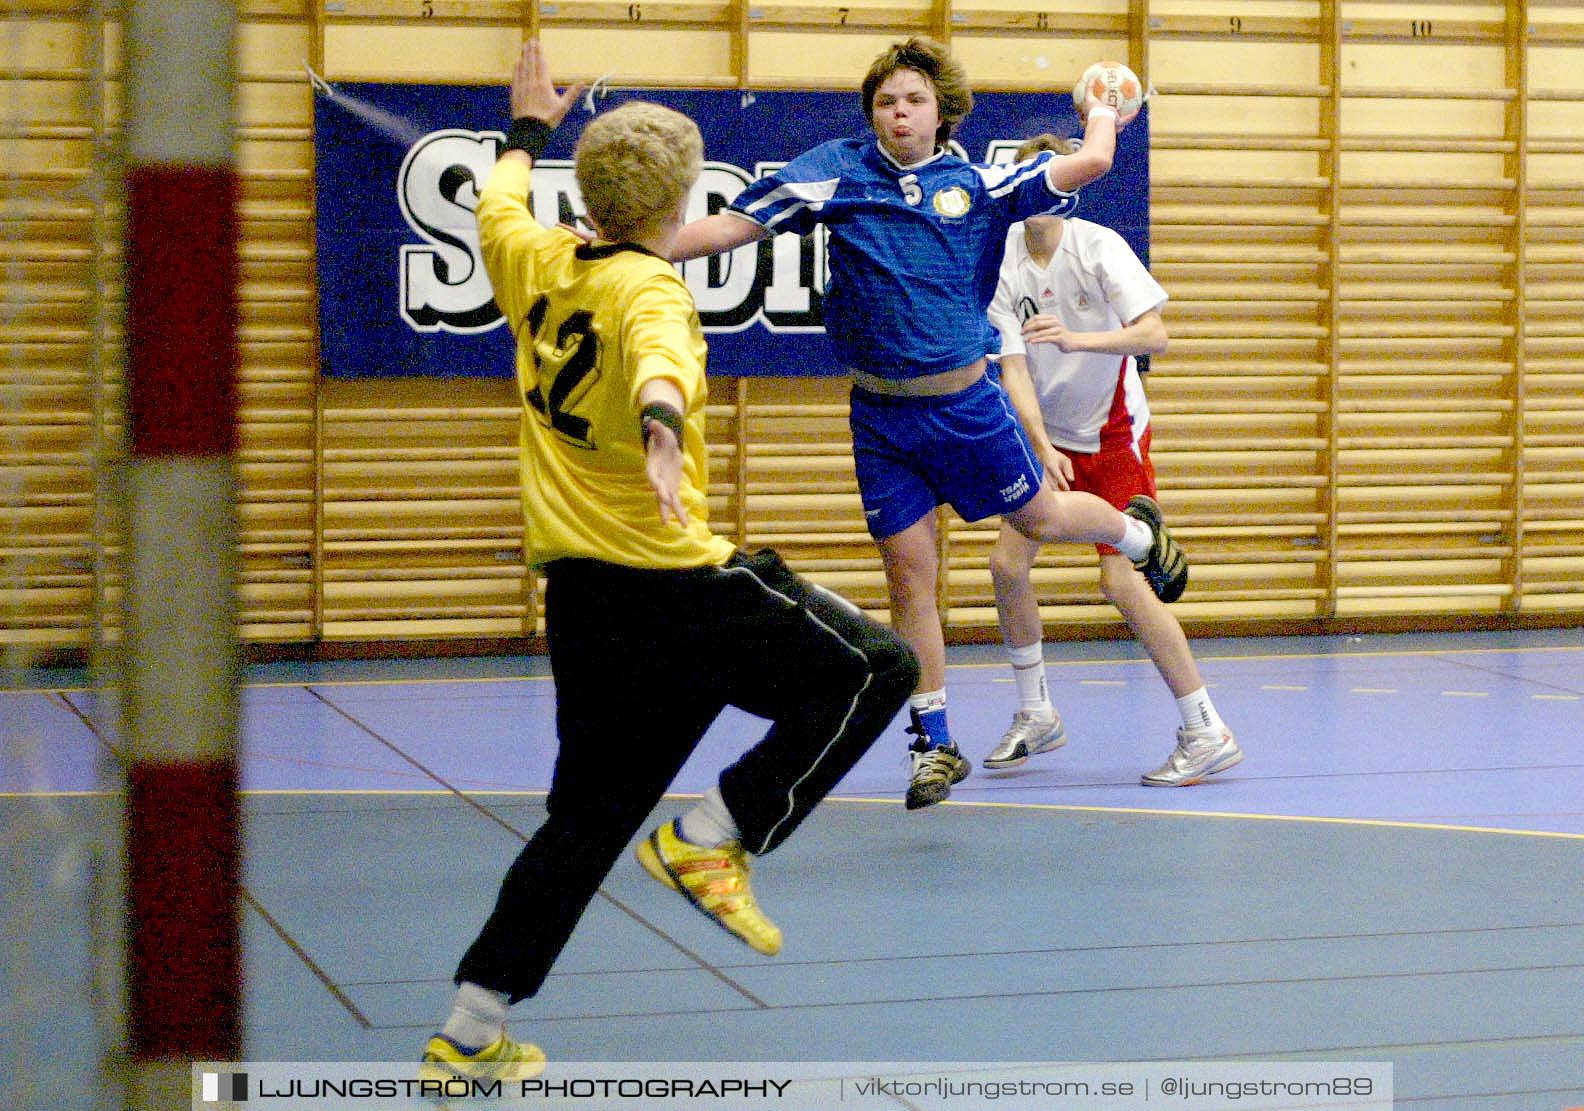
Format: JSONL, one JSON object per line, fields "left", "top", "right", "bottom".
{"left": 1073, "top": 60, "right": 1144, "bottom": 127}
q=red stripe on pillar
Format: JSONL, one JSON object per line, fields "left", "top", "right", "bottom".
{"left": 126, "top": 165, "right": 240, "bottom": 457}
{"left": 126, "top": 760, "right": 243, "bottom": 1061}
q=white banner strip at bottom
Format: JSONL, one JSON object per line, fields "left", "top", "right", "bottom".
{"left": 192, "top": 1060, "right": 1393, "bottom": 1110}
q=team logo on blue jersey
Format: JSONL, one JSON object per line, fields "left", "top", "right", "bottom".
{"left": 931, "top": 186, "right": 972, "bottom": 218}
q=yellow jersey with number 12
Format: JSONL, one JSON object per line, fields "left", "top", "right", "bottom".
{"left": 476, "top": 156, "right": 733, "bottom": 570}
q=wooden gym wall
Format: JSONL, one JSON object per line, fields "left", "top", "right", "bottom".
{"left": 2, "top": 0, "right": 1582, "bottom": 653}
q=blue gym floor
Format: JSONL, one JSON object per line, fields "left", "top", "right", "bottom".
{"left": 5, "top": 628, "right": 1584, "bottom": 1110}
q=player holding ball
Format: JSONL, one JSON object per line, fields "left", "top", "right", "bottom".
{"left": 669, "top": 40, "right": 1187, "bottom": 810}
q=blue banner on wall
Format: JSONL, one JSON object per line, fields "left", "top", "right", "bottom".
{"left": 314, "top": 84, "right": 1149, "bottom": 378}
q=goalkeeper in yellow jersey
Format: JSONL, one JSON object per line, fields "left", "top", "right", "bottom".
{"left": 419, "top": 40, "right": 919, "bottom": 1080}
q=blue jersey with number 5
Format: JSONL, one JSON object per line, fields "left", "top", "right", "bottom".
{"left": 728, "top": 138, "right": 1078, "bottom": 379}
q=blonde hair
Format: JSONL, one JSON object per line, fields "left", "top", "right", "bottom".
{"left": 861, "top": 36, "right": 973, "bottom": 145}
{"left": 574, "top": 101, "right": 703, "bottom": 242}
{"left": 1014, "top": 132, "right": 1078, "bottom": 162}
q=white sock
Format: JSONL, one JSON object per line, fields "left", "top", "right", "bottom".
{"left": 1176, "top": 687, "right": 1226, "bottom": 733}
{"left": 1116, "top": 515, "right": 1153, "bottom": 562}
{"left": 908, "top": 689, "right": 947, "bottom": 714}
{"left": 679, "top": 786, "right": 739, "bottom": 848}
{"left": 441, "top": 981, "right": 510, "bottom": 1050}
{"left": 1005, "top": 641, "right": 1054, "bottom": 715}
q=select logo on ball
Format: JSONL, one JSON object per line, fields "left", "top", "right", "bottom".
{"left": 1072, "top": 60, "right": 1145, "bottom": 127}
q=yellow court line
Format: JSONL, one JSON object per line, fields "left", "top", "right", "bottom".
{"left": 7, "top": 640, "right": 1582, "bottom": 695}
{"left": 0, "top": 672, "right": 557, "bottom": 695}
{"left": 947, "top": 640, "right": 1584, "bottom": 672}
{"left": 11, "top": 786, "right": 1584, "bottom": 843}
{"left": 249, "top": 673, "right": 556, "bottom": 690}
{"left": 821, "top": 794, "right": 1584, "bottom": 843}
{"left": 327, "top": 788, "right": 1584, "bottom": 844}
{"left": 0, "top": 789, "right": 111, "bottom": 800}
{"left": 996, "top": 677, "right": 1129, "bottom": 685}
{"left": 0, "top": 787, "right": 550, "bottom": 801}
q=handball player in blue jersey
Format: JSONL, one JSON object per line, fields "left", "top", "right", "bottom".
{"left": 671, "top": 37, "right": 1188, "bottom": 810}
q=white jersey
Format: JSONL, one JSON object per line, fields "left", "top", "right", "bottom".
{"left": 988, "top": 217, "right": 1167, "bottom": 453}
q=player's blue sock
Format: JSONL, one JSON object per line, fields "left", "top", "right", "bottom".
{"left": 908, "top": 694, "right": 952, "bottom": 751}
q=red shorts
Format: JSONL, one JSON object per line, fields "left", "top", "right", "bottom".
{"left": 1059, "top": 426, "right": 1156, "bottom": 555}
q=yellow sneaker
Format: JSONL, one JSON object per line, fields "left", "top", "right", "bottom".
{"left": 635, "top": 820, "right": 783, "bottom": 955}
{"left": 418, "top": 1032, "right": 547, "bottom": 1088}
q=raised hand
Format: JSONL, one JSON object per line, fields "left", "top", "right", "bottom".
{"left": 510, "top": 39, "right": 585, "bottom": 126}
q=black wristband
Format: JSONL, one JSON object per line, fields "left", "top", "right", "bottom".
{"left": 639, "top": 401, "right": 685, "bottom": 448}
{"left": 503, "top": 116, "right": 554, "bottom": 159}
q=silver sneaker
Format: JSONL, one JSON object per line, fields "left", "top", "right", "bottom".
{"left": 983, "top": 710, "right": 1067, "bottom": 770}
{"left": 1141, "top": 725, "right": 1242, "bottom": 787}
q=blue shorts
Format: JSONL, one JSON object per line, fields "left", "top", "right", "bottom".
{"left": 850, "top": 375, "right": 1044, "bottom": 540}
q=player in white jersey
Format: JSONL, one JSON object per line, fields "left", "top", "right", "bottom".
{"left": 669, "top": 37, "right": 1190, "bottom": 811}
{"left": 984, "top": 135, "right": 1241, "bottom": 787}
